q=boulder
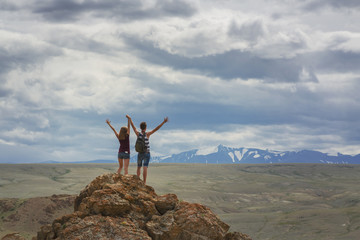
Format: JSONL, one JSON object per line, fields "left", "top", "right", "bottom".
{"left": 35, "top": 173, "right": 251, "bottom": 240}
{"left": 155, "top": 193, "right": 178, "bottom": 215}
{"left": 146, "top": 202, "right": 230, "bottom": 240}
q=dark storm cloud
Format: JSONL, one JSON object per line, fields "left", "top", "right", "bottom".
{"left": 0, "top": 49, "right": 14, "bottom": 77}
{"left": 159, "top": 101, "right": 300, "bottom": 128}
{"left": 124, "top": 36, "right": 318, "bottom": 82}
{"left": 303, "top": 0, "right": 360, "bottom": 11}
{"left": 0, "top": 43, "right": 62, "bottom": 81}
{"left": 302, "top": 50, "right": 360, "bottom": 73}
{"left": 0, "top": 1, "right": 18, "bottom": 11}
{"left": 0, "top": 88, "right": 11, "bottom": 98}
{"left": 32, "top": 0, "right": 196, "bottom": 22}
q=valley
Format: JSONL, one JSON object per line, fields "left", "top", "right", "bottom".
{"left": 1, "top": 163, "right": 360, "bottom": 240}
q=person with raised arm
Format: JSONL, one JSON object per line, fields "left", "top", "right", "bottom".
{"left": 106, "top": 116, "right": 131, "bottom": 175}
{"left": 128, "top": 115, "right": 168, "bottom": 185}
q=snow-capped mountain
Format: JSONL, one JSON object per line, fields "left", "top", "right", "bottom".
{"left": 143, "top": 145, "right": 360, "bottom": 164}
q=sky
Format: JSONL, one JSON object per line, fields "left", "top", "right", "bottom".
{"left": 0, "top": 0, "right": 360, "bottom": 163}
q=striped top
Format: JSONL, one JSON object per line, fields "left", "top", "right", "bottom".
{"left": 138, "top": 131, "right": 150, "bottom": 153}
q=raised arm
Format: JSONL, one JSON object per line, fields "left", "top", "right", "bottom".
{"left": 127, "top": 116, "right": 130, "bottom": 135}
{"left": 127, "top": 115, "right": 139, "bottom": 136}
{"left": 106, "top": 119, "right": 119, "bottom": 139}
{"left": 147, "top": 117, "right": 168, "bottom": 137}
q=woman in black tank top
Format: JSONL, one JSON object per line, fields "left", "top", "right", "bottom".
{"left": 106, "top": 116, "right": 131, "bottom": 175}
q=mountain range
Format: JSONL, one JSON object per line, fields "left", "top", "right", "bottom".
{"left": 139, "top": 145, "right": 360, "bottom": 164}
{"left": 4, "top": 145, "right": 359, "bottom": 164}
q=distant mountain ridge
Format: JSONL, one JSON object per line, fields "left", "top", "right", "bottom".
{"left": 3, "top": 145, "right": 359, "bottom": 164}
{"left": 149, "top": 145, "right": 360, "bottom": 164}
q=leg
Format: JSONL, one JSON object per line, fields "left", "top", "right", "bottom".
{"left": 142, "top": 153, "right": 150, "bottom": 185}
{"left": 143, "top": 166, "right": 148, "bottom": 185}
{"left": 137, "top": 153, "right": 143, "bottom": 179}
{"left": 118, "top": 158, "right": 123, "bottom": 174}
{"left": 124, "top": 159, "right": 130, "bottom": 175}
{"left": 137, "top": 166, "right": 141, "bottom": 178}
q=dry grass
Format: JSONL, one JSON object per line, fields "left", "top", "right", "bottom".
{"left": 1, "top": 163, "right": 360, "bottom": 240}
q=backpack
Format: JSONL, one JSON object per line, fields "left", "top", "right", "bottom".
{"left": 135, "top": 132, "right": 147, "bottom": 153}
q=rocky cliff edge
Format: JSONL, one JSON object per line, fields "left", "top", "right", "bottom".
{"left": 26, "top": 173, "right": 251, "bottom": 239}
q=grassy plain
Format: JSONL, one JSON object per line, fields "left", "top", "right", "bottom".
{"left": 1, "top": 163, "right": 360, "bottom": 240}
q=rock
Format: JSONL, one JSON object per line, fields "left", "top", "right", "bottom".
{"left": 0, "top": 199, "right": 17, "bottom": 213}
{"left": 225, "top": 232, "right": 253, "bottom": 240}
{"left": 35, "top": 173, "right": 251, "bottom": 239}
{"left": 44, "top": 204, "right": 56, "bottom": 215}
{"left": 146, "top": 201, "right": 231, "bottom": 240}
{"left": 1, "top": 233, "right": 26, "bottom": 240}
{"left": 78, "top": 189, "right": 131, "bottom": 216}
{"left": 54, "top": 215, "right": 151, "bottom": 240}
{"left": 155, "top": 193, "right": 178, "bottom": 215}
{"left": 36, "top": 225, "right": 54, "bottom": 240}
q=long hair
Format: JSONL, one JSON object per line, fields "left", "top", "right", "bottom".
{"left": 118, "top": 127, "right": 128, "bottom": 140}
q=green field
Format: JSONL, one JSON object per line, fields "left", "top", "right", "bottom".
{"left": 1, "top": 163, "right": 360, "bottom": 240}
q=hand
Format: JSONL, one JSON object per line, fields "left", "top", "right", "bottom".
{"left": 164, "top": 117, "right": 169, "bottom": 123}
{"left": 126, "top": 115, "right": 131, "bottom": 119}
{"left": 106, "top": 119, "right": 110, "bottom": 124}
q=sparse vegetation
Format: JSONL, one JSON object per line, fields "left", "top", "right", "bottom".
{"left": 1, "top": 163, "right": 360, "bottom": 240}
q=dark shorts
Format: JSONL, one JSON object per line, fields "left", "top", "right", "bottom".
{"left": 118, "top": 152, "right": 130, "bottom": 159}
{"left": 137, "top": 152, "right": 150, "bottom": 167}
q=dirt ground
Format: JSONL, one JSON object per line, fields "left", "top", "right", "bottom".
{"left": 1, "top": 163, "right": 360, "bottom": 240}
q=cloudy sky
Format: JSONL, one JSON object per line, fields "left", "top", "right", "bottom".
{"left": 1, "top": 0, "right": 360, "bottom": 163}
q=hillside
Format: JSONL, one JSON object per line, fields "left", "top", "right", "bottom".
{"left": 1, "top": 173, "right": 251, "bottom": 240}
{"left": 0, "top": 195, "right": 75, "bottom": 239}
{"left": 1, "top": 164, "right": 360, "bottom": 239}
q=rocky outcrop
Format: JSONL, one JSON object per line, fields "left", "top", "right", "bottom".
{"left": 35, "top": 173, "right": 251, "bottom": 240}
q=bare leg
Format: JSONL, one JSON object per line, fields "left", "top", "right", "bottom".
{"left": 143, "top": 166, "right": 148, "bottom": 185}
{"left": 137, "top": 166, "right": 141, "bottom": 178}
{"left": 124, "top": 159, "right": 130, "bottom": 175}
{"left": 118, "top": 158, "right": 123, "bottom": 174}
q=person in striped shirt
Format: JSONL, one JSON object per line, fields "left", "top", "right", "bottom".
{"left": 128, "top": 115, "right": 168, "bottom": 185}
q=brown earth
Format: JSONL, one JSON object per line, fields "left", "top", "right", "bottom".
{"left": 2, "top": 173, "right": 251, "bottom": 240}
{"left": 3, "top": 163, "right": 360, "bottom": 239}
{"left": 0, "top": 195, "right": 75, "bottom": 239}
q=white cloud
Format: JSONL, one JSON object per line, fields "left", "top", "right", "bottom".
{"left": 151, "top": 123, "right": 360, "bottom": 156}
{"left": 0, "top": 139, "right": 16, "bottom": 146}
{"left": 3, "top": 127, "right": 50, "bottom": 143}
{"left": 0, "top": 0, "right": 359, "bottom": 162}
